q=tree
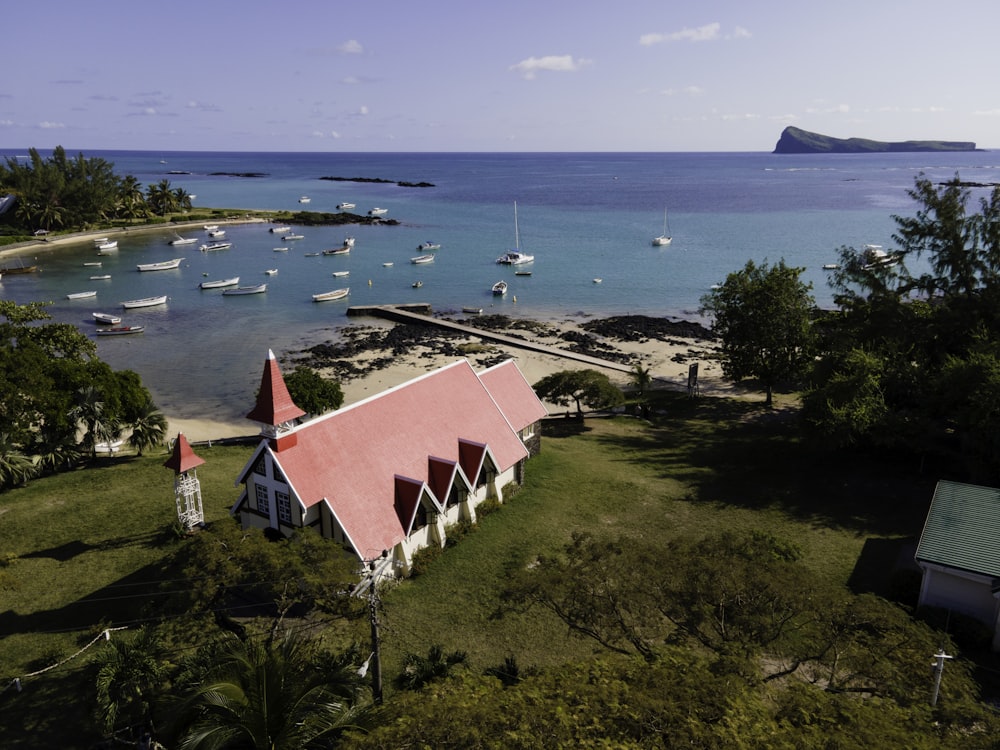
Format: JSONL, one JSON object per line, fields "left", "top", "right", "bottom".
{"left": 94, "top": 628, "right": 166, "bottom": 741}
{"left": 628, "top": 363, "right": 652, "bottom": 417}
{"left": 126, "top": 399, "right": 168, "bottom": 456}
{"left": 164, "top": 632, "right": 369, "bottom": 750}
{"left": 700, "top": 258, "right": 815, "bottom": 406}
{"left": 283, "top": 365, "right": 343, "bottom": 416}
{"left": 394, "top": 644, "right": 468, "bottom": 691}
{"left": 532, "top": 369, "right": 624, "bottom": 418}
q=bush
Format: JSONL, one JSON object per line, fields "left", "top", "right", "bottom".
{"left": 410, "top": 543, "right": 444, "bottom": 577}
{"left": 445, "top": 518, "right": 478, "bottom": 548}
{"left": 476, "top": 497, "right": 501, "bottom": 518}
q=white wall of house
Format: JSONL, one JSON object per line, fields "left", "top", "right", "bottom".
{"left": 919, "top": 562, "right": 1000, "bottom": 648}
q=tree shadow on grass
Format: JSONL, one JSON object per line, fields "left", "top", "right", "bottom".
{"left": 591, "top": 392, "right": 939, "bottom": 537}
{"left": 20, "top": 531, "right": 165, "bottom": 562}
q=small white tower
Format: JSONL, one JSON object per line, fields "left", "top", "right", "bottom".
{"left": 163, "top": 432, "right": 206, "bottom": 530}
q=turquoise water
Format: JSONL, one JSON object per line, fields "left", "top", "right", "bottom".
{"left": 2, "top": 149, "right": 998, "bottom": 421}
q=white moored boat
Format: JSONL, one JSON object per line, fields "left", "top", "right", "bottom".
{"left": 199, "top": 276, "right": 240, "bottom": 289}
{"left": 323, "top": 245, "right": 351, "bottom": 256}
{"left": 337, "top": 202, "right": 355, "bottom": 210}
{"left": 298, "top": 196, "right": 311, "bottom": 203}
{"left": 137, "top": 258, "right": 183, "bottom": 271}
{"left": 417, "top": 241, "right": 441, "bottom": 251}
{"left": 368, "top": 207, "right": 388, "bottom": 216}
{"left": 97, "top": 325, "right": 144, "bottom": 336}
{"left": 121, "top": 295, "right": 168, "bottom": 309}
{"left": 411, "top": 254, "right": 434, "bottom": 264}
{"left": 223, "top": 284, "right": 267, "bottom": 296}
{"left": 200, "top": 242, "right": 232, "bottom": 252}
{"left": 204, "top": 224, "right": 219, "bottom": 231}
{"left": 282, "top": 234, "right": 305, "bottom": 241}
{"left": 67, "top": 291, "right": 97, "bottom": 300}
{"left": 496, "top": 202, "right": 534, "bottom": 264}
{"left": 492, "top": 280, "right": 508, "bottom": 296}
{"left": 170, "top": 234, "right": 198, "bottom": 246}
{"left": 207, "top": 229, "right": 226, "bottom": 238}
{"left": 90, "top": 274, "right": 112, "bottom": 280}
{"left": 312, "top": 287, "right": 350, "bottom": 302}
{"left": 270, "top": 225, "right": 291, "bottom": 233}
{"left": 331, "top": 271, "right": 350, "bottom": 277}
{"left": 98, "top": 240, "right": 118, "bottom": 251}
{"left": 92, "top": 312, "right": 122, "bottom": 325}
{"left": 652, "top": 207, "right": 672, "bottom": 246}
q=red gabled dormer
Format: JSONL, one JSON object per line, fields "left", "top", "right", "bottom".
{"left": 246, "top": 349, "right": 306, "bottom": 451}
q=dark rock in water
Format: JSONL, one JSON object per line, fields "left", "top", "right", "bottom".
{"left": 774, "top": 126, "right": 978, "bottom": 154}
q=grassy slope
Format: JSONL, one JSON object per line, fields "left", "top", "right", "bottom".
{"left": 0, "top": 393, "right": 939, "bottom": 738}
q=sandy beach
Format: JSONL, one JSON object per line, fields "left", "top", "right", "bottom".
{"left": 163, "top": 311, "right": 728, "bottom": 444}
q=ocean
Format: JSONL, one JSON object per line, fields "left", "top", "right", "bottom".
{"left": 2, "top": 149, "right": 998, "bottom": 423}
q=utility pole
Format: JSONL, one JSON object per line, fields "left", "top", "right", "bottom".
{"left": 930, "top": 650, "right": 953, "bottom": 706}
{"left": 352, "top": 550, "right": 393, "bottom": 705}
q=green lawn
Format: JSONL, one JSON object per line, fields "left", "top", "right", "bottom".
{"left": 0, "top": 393, "right": 939, "bottom": 737}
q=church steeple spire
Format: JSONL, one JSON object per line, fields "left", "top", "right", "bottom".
{"left": 246, "top": 349, "right": 306, "bottom": 449}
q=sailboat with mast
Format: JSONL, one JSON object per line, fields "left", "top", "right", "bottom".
{"left": 652, "top": 207, "right": 672, "bottom": 246}
{"left": 496, "top": 201, "right": 535, "bottom": 265}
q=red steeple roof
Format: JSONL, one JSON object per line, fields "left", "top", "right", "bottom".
{"left": 163, "top": 432, "right": 205, "bottom": 474}
{"left": 246, "top": 349, "right": 306, "bottom": 426}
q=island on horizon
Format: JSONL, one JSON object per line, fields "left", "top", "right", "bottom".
{"left": 773, "top": 126, "right": 979, "bottom": 154}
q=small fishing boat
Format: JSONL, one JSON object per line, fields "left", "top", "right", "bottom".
{"left": 207, "top": 229, "right": 226, "bottom": 238}
{"left": 137, "top": 258, "right": 183, "bottom": 271}
{"left": 200, "top": 242, "right": 232, "bottom": 252}
{"left": 343, "top": 236, "right": 356, "bottom": 247}
{"left": 273, "top": 247, "right": 289, "bottom": 252}
{"left": 264, "top": 269, "right": 278, "bottom": 275}
{"left": 331, "top": 271, "right": 350, "bottom": 277}
{"left": 0, "top": 259, "right": 39, "bottom": 274}
{"left": 90, "top": 274, "right": 112, "bottom": 280}
{"left": 97, "top": 240, "right": 118, "bottom": 251}
{"left": 204, "top": 224, "right": 219, "bottom": 231}
{"left": 83, "top": 261, "right": 103, "bottom": 267}
{"left": 462, "top": 307, "right": 483, "bottom": 315}
{"left": 304, "top": 252, "right": 320, "bottom": 257}
{"left": 92, "top": 312, "right": 122, "bottom": 325}
{"left": 312, "top": 287, "right": 350, "bottom": 302}
{"left": 223, "top": 284, "right": 267, "bottom": 296}
{"left": 593, "top": 278, "right": 603, "bottom": 284}
{"left": 92, "top": 237, "right": 109, "bottom": 245}
{"left": 67, "top": 290, "right": 97, "bottom": 300}
{"left": 822, "top": 263, "right": 840, "bottom": 270}
{"left": 282, "top": 234, "right": 305, "bottom": 241}
{"left": 298, "top": 196, "right": 311, "bottom": 204}
{"left": 411, "top": 254, "right": 434, "bottom": 264}
{"left": 368, "top": 207, "right": 388, "bottom": 216}
{"left": 417, "top": 241, "right": 441, "bottom": 251}
{"left": 270, "top": 225, "right": 291, "bottom": 233}
{"left": 492, "top": 280, "right": 508, "bottom": 296}
{"left": 382, "top": 262, "right": 394, "bottom": 267}
{"left": 336, "top": 202, "right": 356, "bottom": 210}
{"left": 199, "top": 276, "right": 240, "bottom": 289}
{"left": 515, "top": 270, "right": 532, "bottom": 276}
{"left": 170, "top": 234, "right": 198, "bottom": 246}
{"left": 97, "top": 325, "right": 144, "bottom": 336}
{"left": 412, "top": 280, "right": 423, "bottom": 288}
{"left": 121, "top": 295, "right": 168, "bottom": 309}
{"left": 323, "top": 245, "right": 351, "bottom": 256}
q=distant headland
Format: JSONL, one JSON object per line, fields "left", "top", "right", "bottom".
{"left": 773, "top": 126, "right": 979, "bottom": 154}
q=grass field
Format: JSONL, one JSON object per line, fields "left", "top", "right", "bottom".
{"left": 0, "top": 392, "right": 942, "bottom": 740}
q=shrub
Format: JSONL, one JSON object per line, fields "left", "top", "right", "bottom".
{"left": 410, "top": 543, "right": 444, "bottom": 577}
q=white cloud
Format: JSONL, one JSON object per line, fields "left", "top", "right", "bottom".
{"left": 339, "top": 39, "right": 363, "bottom": 55}
{"left": 640, "top": 22, "right": 721, "bottom": 46}
{"left": 659, "top": 85, "right": 705, "bottom": 97}
{"left": 974, "top": 108, "right": 1000, "bottom": 116}
{"left": 38, "top": 121, "right": 65, "bottom": 128}
{"left": 0, "top": 119, "right": 13, "bottom": 126}
{"left": 329, "top": 130, "right": 341, "bottom": 138}
{"left": 721, "top": 113, "right": 761, "bottom": 121}
{"left": 806, "top": 103, "right": 850, "bottom": 114}
{"left": 509, "top": 55, "right": 592, "bottom": 80}
{"left": 731, "top": 26, "right": 752, "bottom": 39}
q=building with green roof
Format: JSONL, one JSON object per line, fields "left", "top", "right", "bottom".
{"left": 915, "top": 479, "right": 1000, "bottom": 650}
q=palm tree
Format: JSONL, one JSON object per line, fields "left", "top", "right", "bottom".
{"left": 166, "top": 633, "right": 369, "bottom": 749}
{"left": 94, "top": 628, "right": 166, "bottom": 740}
{"left": 145, "top": 179, "right": 179, "bottom": 217}
{"left": 629, "top": 363, "right": 652, "bottom": 417}
{"left": 0, "top": 432, "right": 38, "bottom": 488}
{"left": 70, "top": 385, "right": 122, "bottom": 459}
{"left": 394, "top": 643, "right": 468, "bottom": 691}
{"left": 116, "top": 175, "right": 148, "bottom": 221}
{"left": 127, "top": 400, "right": 168, "bottom": 456}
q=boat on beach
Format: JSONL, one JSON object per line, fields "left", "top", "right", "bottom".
{"left": 170, "top": 234, "right": 198, "bottom": 246}
{"left": 92, "top": 312, "right": 122, "bottom": 325}
{"left": 122, "top": 295, "right": 168, "bottom": 309}
{"left": 97, "top": 325, "right": 144, "bottom": 336}
{"left": 67, "top": 290, "right": 97, "bottom": 300}
{"left": 199, "top": 276, "right": 240, "bottom": 289}
{"left": 411, "top": 254, "right": 434, "bottom": 264}
{"left": 312, "top": 287, "right": 350, "bottom": 302}
{"left": 223, "top": 284, "right": 267, "bottom": 296}
{"left": 492, "top": 280, "right": 508, "bottom": 296}
{"left": 200, "top": 242, "right": 232, "bottom": 252}
{"left": 652, "top": 208, "right": 672, "bottom": 246}
{"left": 137, "top": 258, "right": 184, "bottom": 271}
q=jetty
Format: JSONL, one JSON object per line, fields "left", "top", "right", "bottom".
{"left": 346, "top": 304, "right": 635, "bottom": 374}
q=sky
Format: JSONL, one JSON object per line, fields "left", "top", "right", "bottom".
{"left": 3, "top": 0, "right": 998, "bottom": 153}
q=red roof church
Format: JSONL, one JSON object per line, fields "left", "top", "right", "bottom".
{"left": 232, "top": 353, "right": 548, "bottom": 574}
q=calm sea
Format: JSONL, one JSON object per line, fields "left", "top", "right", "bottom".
{"left": 2, "top": 149, "right": 998, "bottom": 422}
